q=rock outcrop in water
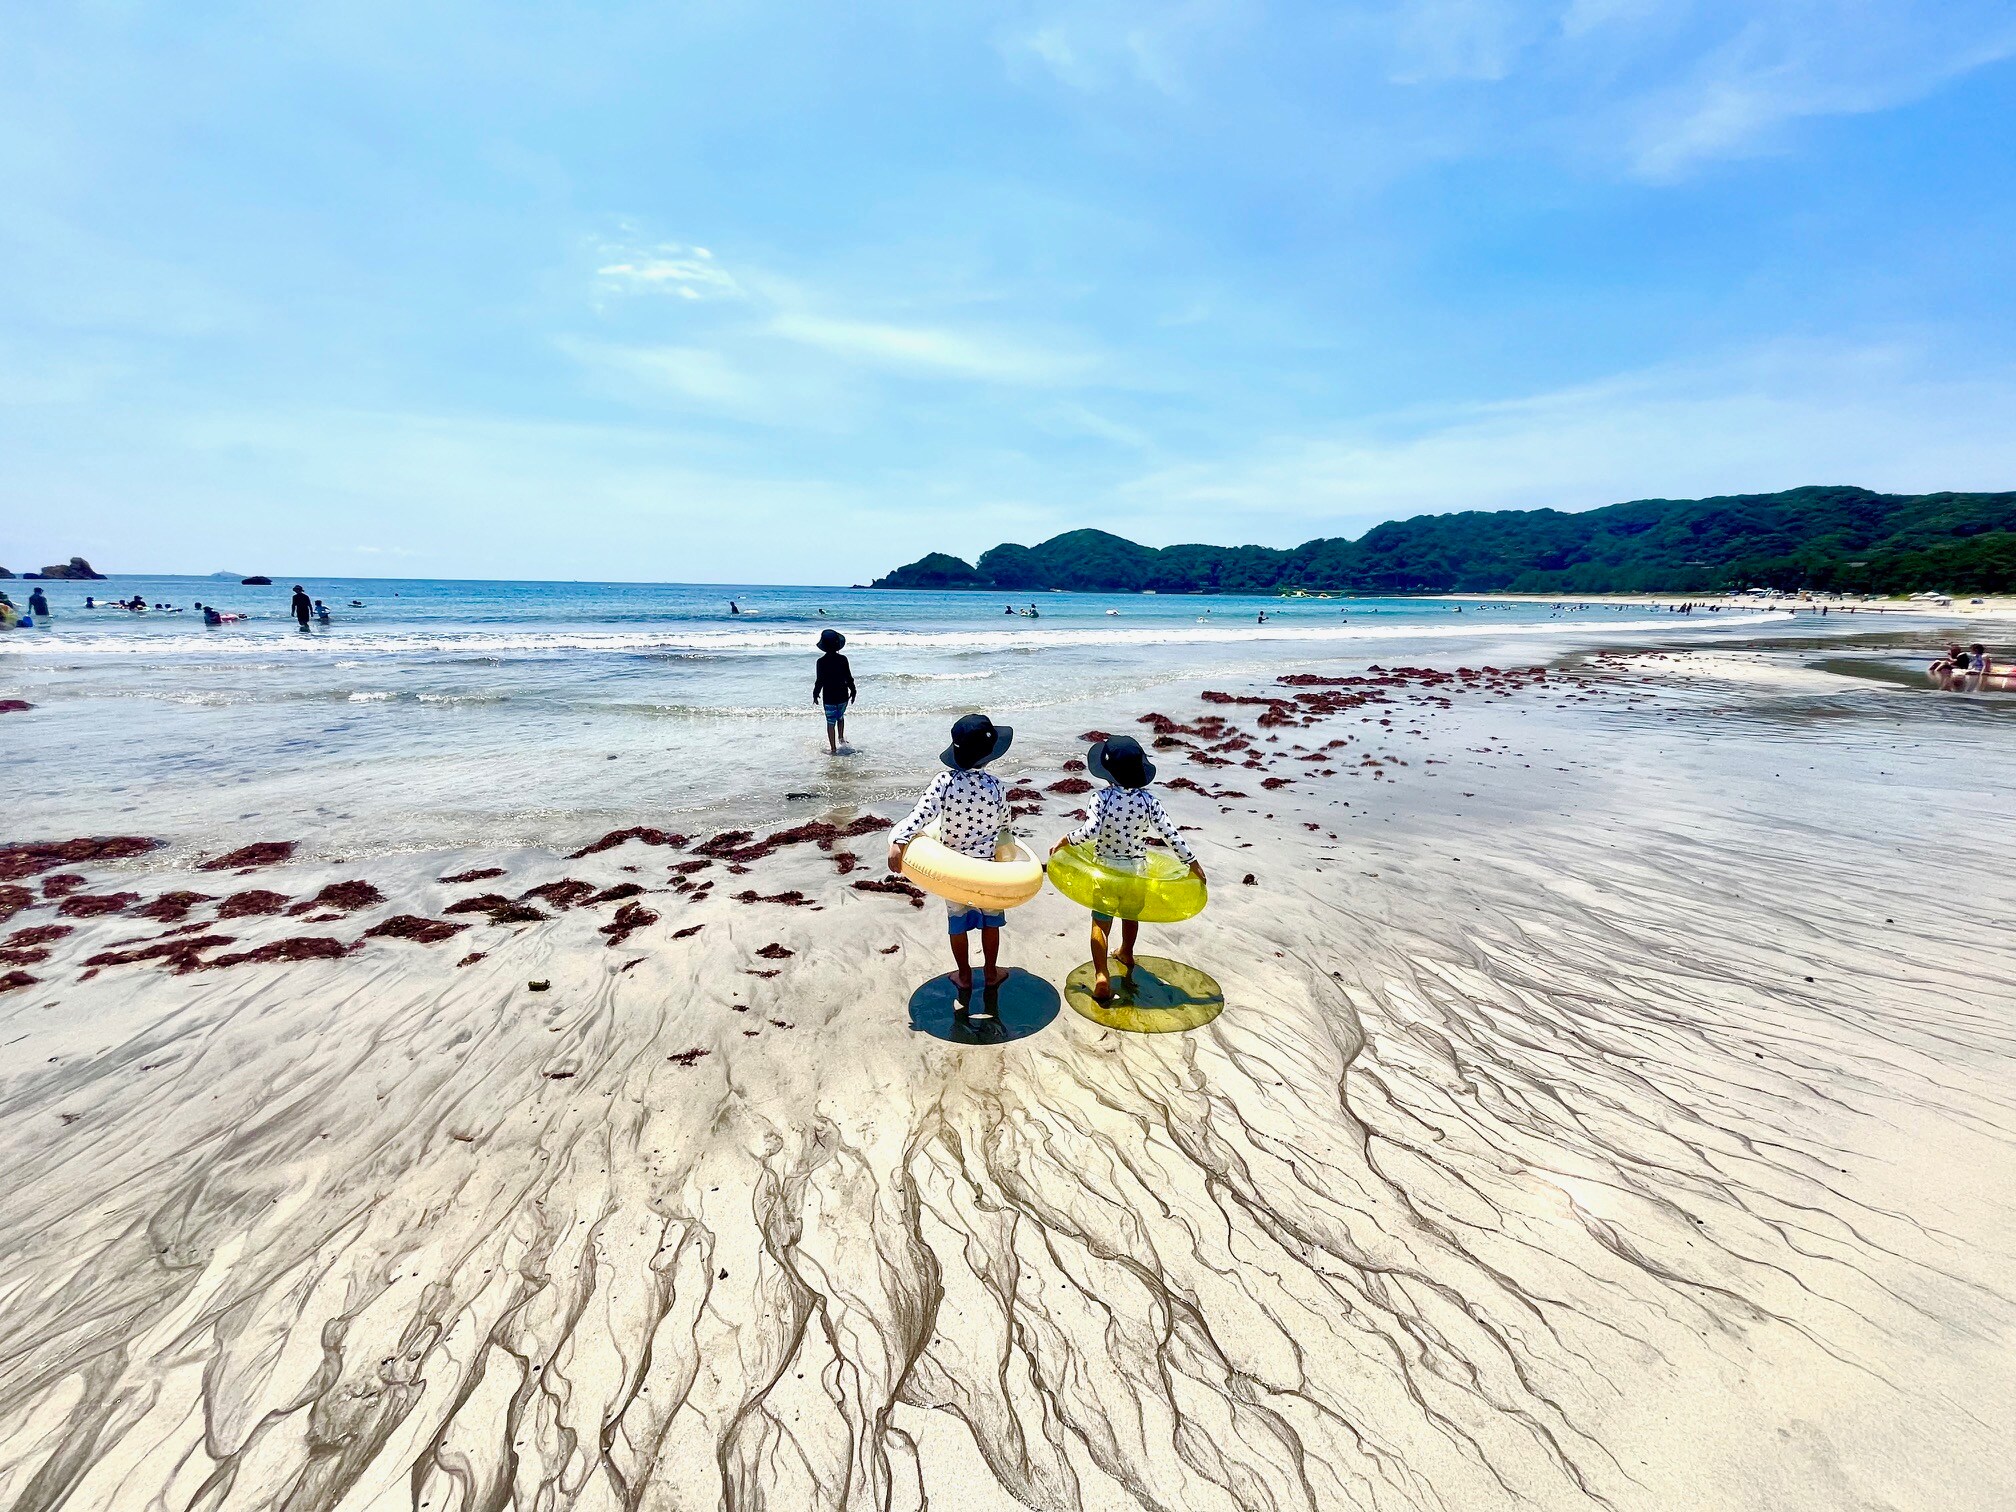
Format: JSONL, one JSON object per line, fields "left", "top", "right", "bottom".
{"left": 27, "top": 556, "right": 106, "bottom": 580}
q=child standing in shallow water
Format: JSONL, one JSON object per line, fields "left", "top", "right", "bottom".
{"left": 1052, "top": 734, "right": 1206, "bottom": 1000}
{"left": 888, "top": 713, "right": 1014, "bottom": 993}
{"left": 812, "top": 629, "right": 856, "bottom": 753}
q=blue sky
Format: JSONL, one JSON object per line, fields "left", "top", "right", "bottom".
{"left": 4, "top": 1, "right": 2014, "bottom": 584}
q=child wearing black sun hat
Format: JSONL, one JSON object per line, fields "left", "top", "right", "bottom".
{"left": 887, "top": 713, "right": 1015, "bottom": 992}
{"left": 1051, "top": 733, "right": 1206, "bottom": 1001}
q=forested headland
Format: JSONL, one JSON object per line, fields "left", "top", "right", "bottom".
{"left": 871, "top": 486, "right": 2016, "bottom": 595}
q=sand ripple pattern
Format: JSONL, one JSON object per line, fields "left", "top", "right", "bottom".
{"left": 2, "top": 760, "right": 2013, "bottom": 1509}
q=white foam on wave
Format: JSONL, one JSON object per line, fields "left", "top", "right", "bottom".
{"left": 0, "top": 613, "right": 1793, "bottom": 659}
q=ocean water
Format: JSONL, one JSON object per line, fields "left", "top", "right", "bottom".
{"left": 3, "top": 574, "right": 1825, "bottom": 854}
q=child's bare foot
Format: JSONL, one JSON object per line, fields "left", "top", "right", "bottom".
{"left": 1114, "top": 950, "right": 1135, "bottom": 972}
{"left": 984, "top": 965, "right": 1010, "bottom": 987}
{"left": 1091, "top": 971, "right": 1113, "bottom": 1001}
{"left": 947, "top": 969, "right": 975, "bottom": 993}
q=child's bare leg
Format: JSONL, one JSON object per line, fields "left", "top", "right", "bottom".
{"left": 836, "top": 715, "right": 847, "bottom": 748}
{"left": 949, "top": 932, "right": 973, "bottom": 990}
{"left": 1090, "top": 916, "right": 1113, "bottom": 1000}
{"left": 826, "top": 721, "right": 838, "bottom": 754}
{"left": 981, "top": 925, "right": 1007, "bottom": 986}
{"left": 1116, "top": 918, "right": 1139, "bottom": 970}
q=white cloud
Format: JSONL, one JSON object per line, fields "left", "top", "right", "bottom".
{"left": 595, "top": 243, "right": 743, "bottom": 300}
{"left": 1620, "top": 5, "right": 2016, "bottom": 179}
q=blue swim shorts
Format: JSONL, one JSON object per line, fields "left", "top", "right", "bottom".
{"left": 823, "top": 702, "right": 848, "bottom": 726}
{"left": 946, "top": 903, "right": 1005, "bottom": 936}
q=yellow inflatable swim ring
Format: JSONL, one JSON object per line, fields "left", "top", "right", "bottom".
{"left": 899, "top": 829, "right": 1044, "bottom": 911}
{"left": 1046, "top": 842, "right": 1207, "bottom": 923}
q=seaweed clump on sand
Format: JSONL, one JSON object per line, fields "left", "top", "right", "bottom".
{"left": 0, "top": 970, "right": 39, "bottom": 993}
{"left": 364, "top": 915, "right": 467, "bottom": 945}
{"left": 288, "top": 880, "right": 385, "bottom": 915}
{"left": 219, "top": 890, "right": 291, "bottom": 919}
{"left": 851, "top": 877, "right": 926, "bottom": 909}
{"left": 203, "top": 937, "right": 356, "bottom": 969}
{"left": 440, "top": 867, "right": 506, "bottom": 884}
{"left": 569, "top": 827, "right": 690, "bottom": 860}
{"left": 133, "top": 891, "right": 215, "bottom": 922}
{"left": 599, "top": 901, "right": 659, "bottom": 947}
{"left": 199, "top": 842, "right": 297, "bottom": 872}
{"left": 0, "top": 836, "right": 163, "bottom": 882}
{"left": 57, "top": 892, "right": 140, "bottom": 919}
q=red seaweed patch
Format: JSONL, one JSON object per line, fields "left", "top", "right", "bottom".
{"left": 852, "top": 877, "right": 926, "bottom": 909}
{"left": 569, "top": 826, "right": 690, "bottom": 860}
{"left": 57, "top": 892, "right": 140, "bottom": 919}
{"left": 673, "top": 923, "right": 705, "bottom": 939}
{"left": 5, "top": 925, "right": 72, "bottom": 949}
{"left": 0, "top": 836, "right": 164, "bottom": 883}
{"left": 39, "top": 874, "right": 87, "bottom": 897}
{"left": 198, "top": 842, "right": 297, "bottom": 872}
{"left": 133, "top": 891, "right": 215, "bottom": 922}
{"left": 590, "top": 882, "right": 645, "bottom": 905}
{"left": 1048, "top": 777, "right": 1094, "bottom": 795}
{"left": 288, "top": 880, "right": 385, "bottom": 915}
{"left": 732, "top": 889, "right": 814, "bottom": 907}
{"left": 520, "top": 879, "right": 598, "bottom": 910}
{"left": 219, "top": 890, "right": 291, "bottom": 919}
{"left": 443, "top": 892, "right": 511, "bottom": 915}
{"left": 0, "top": 699, "right": 32, "bottom": 714}
{"left": 456, "top": 951, "right": 486, "bottom": 968}
{"left": 364, "top": 914, "right": 467, "bottom": 944}
{"left": 440, "top": 867, "right": 506, "bottom": 884}
{"left": 204, "top": 936, "right": 356, "bottom": 969}
{"left": 667, "top": 1048, "right": 709, "bottom": 1066}
{"left": 84, "top": 934, "right": 238, "bottom": 973}
{"left": 0, "top": 970, "right": 38, "bottom": 993}
{"left": 756, "top": 942, "right": 794, "bottom": 959}
{"left": 0, "top": 885, "right": 33, "bottom": 923}
{"left": 599, "top": 900, "right": 659, "bottom": 948}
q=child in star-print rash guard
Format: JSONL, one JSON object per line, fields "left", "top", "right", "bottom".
{"left": 887, "top": 713, "right": 1015, "bottom": 993}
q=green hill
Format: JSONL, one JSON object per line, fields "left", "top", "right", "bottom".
{"left": 870, "top": 486, "right": 2016, "bottom": 596}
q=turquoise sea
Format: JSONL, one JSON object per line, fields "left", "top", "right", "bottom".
{"left": 3, "top": 575, "right": 1813, "bottom": 853}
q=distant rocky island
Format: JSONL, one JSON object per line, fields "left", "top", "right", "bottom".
{"left": 0, "top": 556, "right": 107, "bottom": 581}
{"left": 872, "top": 485, "right": 2016, "bottom": 596}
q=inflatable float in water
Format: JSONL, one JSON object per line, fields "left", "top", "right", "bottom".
{"left": 899, "top": 830, "right": 1044, "bottom": 912}
{"left": 1046, "top": 841, "right": 1208, "bottom": 923}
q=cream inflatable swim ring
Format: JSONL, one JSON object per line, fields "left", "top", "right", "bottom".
{"left": 899, "top": 829, "right": 1044, "bottom": 912}
{"left": 1046, "top": 841, "right": 1207, "bottom": 923}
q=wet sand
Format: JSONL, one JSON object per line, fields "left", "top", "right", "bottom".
{"left": 2, "top": 649, "right": 2013, "bottom": 1510}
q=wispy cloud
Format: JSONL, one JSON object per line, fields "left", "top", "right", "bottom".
{"left": 768, "top": 311, "right": 1096, "bottom": 385}
{"left": 595, "top": 242, "right": 742, "bottom": 300}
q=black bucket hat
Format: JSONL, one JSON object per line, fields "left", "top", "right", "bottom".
{"left": 1087, "top": 734, "right": 1154, "bottom": 788}
{"left": 942, "top": 712, "right": 1014, "bottom": 769}
{"left": 818, "top": 629, "right": 845, "bottom": 651}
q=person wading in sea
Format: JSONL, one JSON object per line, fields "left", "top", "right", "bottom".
{"left": 290, "top": 585, "right": 313, "bottom": 630}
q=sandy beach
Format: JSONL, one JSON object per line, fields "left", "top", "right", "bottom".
{"left": 3, "top": 637, "right": 2014, "bottom": 1511}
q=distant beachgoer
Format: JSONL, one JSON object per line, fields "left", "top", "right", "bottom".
{"left": 888, "top": 714, "right": 1014, "bottom": 996}
{"left": 1004, "top": 604, "right": 1015, "bottom": 615}
{"left": 84, "top": 595, "right": 97, "bottom": 608}
{"left": 1052, "top": 734, "right": 1206, "bottom": 1002}
{"left": 1930, "top": 643, "right": 1964, "bottom": 689}
{"left": 1256, "top": 610, "right": 1267, "bottom": 624}
{"left": 1965, "top": 644, "right": 1992, "bottom": 691}
{"left": 313, "top": 599, "right": 332, "bottom": 624}
{"left": 729, "top": 599, "right": 741, "bottom": 615}
{"left": 290, "top": 585, "right": 312, "bottom": 629}
{"left": 812, "top": 629, "right": 856, "bottom": 754}
{"left": 28, "top": 587, "right": 50, "bottom": 618}
{"left": 203, "top": 606, "right": 223, "bottom": 627}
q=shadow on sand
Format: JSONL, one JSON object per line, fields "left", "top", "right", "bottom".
{"left": 907, "top": 967, "right": 1062, "bottom": 1045}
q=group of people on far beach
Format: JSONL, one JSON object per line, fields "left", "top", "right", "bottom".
{"left": 811, "top": 629, "right": 1204, "bottom": 1005}
{"left": 1930, "top": 642, "right": 1998, "bottom": 691}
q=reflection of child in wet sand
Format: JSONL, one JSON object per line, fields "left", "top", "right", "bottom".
{"left": 887, "top": 714, "right": 1014, "bottom": 994}
{"left": 1052, "top": 734, "right": 1205, "bottom": 1001}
